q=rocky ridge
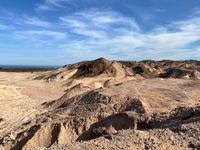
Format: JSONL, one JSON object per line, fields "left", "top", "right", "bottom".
{"left": 35, "top": 58, "right": 200, "bottom": 81}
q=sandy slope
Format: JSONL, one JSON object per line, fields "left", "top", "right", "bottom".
{"left": 0, "top": 72, "right": 65, "bottom": 138}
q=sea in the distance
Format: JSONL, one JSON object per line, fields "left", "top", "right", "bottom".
{"left": 0, "top": 65, "right": 60, "bottom": 68}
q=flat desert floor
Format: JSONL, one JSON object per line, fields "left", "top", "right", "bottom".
{"left": 0, "top": 72, "right": 65, "bottom": 138}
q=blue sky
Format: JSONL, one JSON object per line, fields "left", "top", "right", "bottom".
{"left": 0, "top": 0, "right": 200, "bottom": 65}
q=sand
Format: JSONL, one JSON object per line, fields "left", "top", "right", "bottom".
{"left": 0, "top": 72, "right": 65, "bottom": 138}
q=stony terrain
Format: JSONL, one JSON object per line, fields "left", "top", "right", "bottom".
{"left": 0, "top": 58, "right": 200, "bottom": 150}
{"left": 35, "top": 58, "right": 200, "bottom": 81}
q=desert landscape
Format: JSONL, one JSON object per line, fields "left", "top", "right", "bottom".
{"left": 1, "top": 0, "right": 200, "bottom": 149}
{"left": 0, "top": 58, "right": 200, "bottom": 150}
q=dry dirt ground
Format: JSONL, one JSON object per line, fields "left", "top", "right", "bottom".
{"left": 0, "top": 59, "right": 200, "bottom": 150}
{"left": 0, "top": 72, "right": 65, "bottom": 139}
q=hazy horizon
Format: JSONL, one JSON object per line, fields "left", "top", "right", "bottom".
{"left": 0, "top": 0, "right": 200, "bottom": 66}
{"left": 1, "top": 57, "right": 200, "bottom": 67}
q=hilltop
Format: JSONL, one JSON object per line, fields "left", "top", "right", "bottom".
{"left": 35, "top": 58, "right": 200, "bottom": 81}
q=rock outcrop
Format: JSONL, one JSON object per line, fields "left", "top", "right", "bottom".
{"left": 35, "top": 58, "right": 200, "bottom": 81}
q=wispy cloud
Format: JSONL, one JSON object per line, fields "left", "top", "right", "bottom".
{"left": 0, "top": 11, "right": 51, "bottom": 28}
{"left": 1, "top": 7, "right": 200, "bottom": 61}
{"left": 21, "top": 17, "right": 51, "bottom": 27}
{"left": 58, "top": 9, "right": 200, "bottom": 60}
{"left": 60, "top": 9, "right": 140, "bottom": 39}
{"left": 14, "top": 30, "right": 67, "bottom": 43}
{"left": 36, "top": 0, "right": 70, "bottom": 11}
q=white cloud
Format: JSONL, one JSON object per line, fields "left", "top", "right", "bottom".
{"left": 60, "top": 18, "right": 86, "bottom": 28}
{"left": 60, "top": 9, "right": 140, "bottom": 39}
{"left": 36, "top": 0, "right": 70, "bottom": 11}
{"left": 2, "top": 8, "right": 200, "bottom": 61}
{"left": 58, "top": 9, "right": 200, "bottom": 60}
{"left": 22, "top": 17, "right": 51, "bottom": 27}
{"left": 14, "top": 30, "right": 66, "bottom": 41}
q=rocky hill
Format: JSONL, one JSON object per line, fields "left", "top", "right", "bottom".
{"left": 1, "top": 58, "right": 200, "bottom": 150}
{"left": 35, "top": 58, "right": 200, "bottom": 81}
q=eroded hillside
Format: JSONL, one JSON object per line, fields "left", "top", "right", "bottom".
{"left": 0, "top": 58, "right": 200, "bottom": 150}
{"left": 35, "top": 58, "right": 200, "bottom": 81}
